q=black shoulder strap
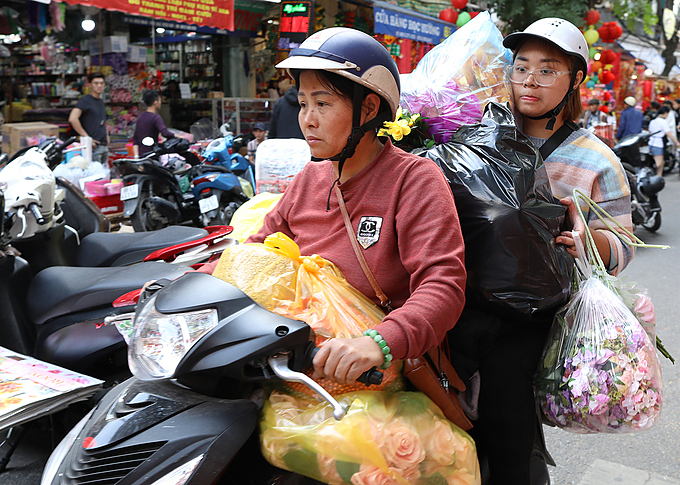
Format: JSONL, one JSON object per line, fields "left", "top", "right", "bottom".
{"left": 539, "top": 120, "right": 579, "bottom": 161}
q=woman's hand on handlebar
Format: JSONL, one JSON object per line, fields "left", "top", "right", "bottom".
{"left": 312, "top": 336, "right": 385, "bottom": 385}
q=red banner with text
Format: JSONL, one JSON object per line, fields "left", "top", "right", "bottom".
{"left": 59, "top": 0, "right": 234, "bottom": 31}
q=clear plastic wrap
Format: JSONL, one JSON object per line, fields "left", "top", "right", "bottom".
{"left": 400, "top": 11, "right": 512, "bottom": 143}
{"left": 535, "top": 233, "right": 663, "bottom": 433}
{"left": 260, "top": 390, "right": 480, "bottom": 485}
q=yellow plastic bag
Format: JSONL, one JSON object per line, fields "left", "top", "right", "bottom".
{"left": 228, "top": 192, "right": 282, "bottom": 243}
{"left": 211, "top": 232, "right": 402, "bottom": 395}
{"left": 260, "top": 390, "right": 480, "bottom": 485}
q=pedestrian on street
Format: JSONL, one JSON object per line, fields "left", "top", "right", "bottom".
{"left": 648, "top": 106, "right": 680, "bottom": 177}
{"left": 268, "top": 78, "right": 304, "bottom": 139}
{"left": 580, "top": 98, "right": 607, "bottom": 129}
{"left": 68, "top": 72, "right": 109, "bottom": 164}
{"left": 663, "top": 99, "right": 678, "bottom": 140}
{"left": 616, "top": 96, "right": 644, "bottom": 141}
{"left": 448, "top": 17, "right": 635, "bottom": 484}
{"left": 247, "top": 121, "right": 267, "bottom": 165}
{"left": 132, "top": 90, "right": 175, "bottom": 158}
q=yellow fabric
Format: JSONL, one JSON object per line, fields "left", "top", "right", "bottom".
{"left": 227, "top": 192, "right": 281, "bottom": 243}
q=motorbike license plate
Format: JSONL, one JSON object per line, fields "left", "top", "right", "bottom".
{"left": 120, "top": 184, "right": 139, "bottom": 201}
{"left": 199, "top": 194, "right": 219, "bottom": 213}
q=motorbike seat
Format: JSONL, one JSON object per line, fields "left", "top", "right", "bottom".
{"left": 27, "top": 261, "right": 189, "bottom": 325}
{"left": 76, "top": 225, "right": 208, "bottom": 267}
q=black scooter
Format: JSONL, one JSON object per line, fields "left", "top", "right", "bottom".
{"left": 612, "top": 133, "right": 665, "bottom": 232}
{"left": 116, "top": 138, "right": 205, "bottom": 232}
{"left": 41, "top": 272, "right": 384, "bottom": 485}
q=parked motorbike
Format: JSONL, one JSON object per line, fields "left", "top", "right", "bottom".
{"left": 612, "top": 132, "right": 665, "bottom": 232}
{"left": 116, "top": 137, "right": 205, "bottom": 232}
{"left": 193, "top": 134, "right": 253, "bottom": 226}
{"left": 41, "top": 272, "right": 384, "bottom": 485}
{"left": 0, "top": 136, "right": 237, "bottom": 379}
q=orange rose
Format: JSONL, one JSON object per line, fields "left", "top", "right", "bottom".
{"left": 317, "top": 455, "right": 345, "bottom": 485}
{"left": 350, "top": 465, "right": 400, "bottom": 485}
{"left": 260, "top": 430, "right": 290, "bottom": 469}
{"left": 426, "top": 417, "right": 458, "bottom": 466}
{"left": 382, "top": 419, "right": 426, "bottom": 469}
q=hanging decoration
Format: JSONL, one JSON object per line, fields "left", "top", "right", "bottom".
{"left": 584, "top": 9, "right": 600, "bottom": 26}
{"left": 584, "top": 26, "right": 599, "bottom": 45}
{"left": 456, "top": 11, "right": 471, "bottom": 27}
{"left": 598, "top": 22, "right": 623, "bottom": 43}
{"left": 439, "top": 8, "right": 458, "bottom": 24}
{"left": 451, "top": 0, "right": 468, "bottom": 9}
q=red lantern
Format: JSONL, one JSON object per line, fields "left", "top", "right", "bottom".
{"left": 598, "top": 105, "right": 609, "bottom": 114}
{"left": 601, "top": 70, "right": 615, "bottom": 84}
{"left": 643, "top": 80, "right": 653, "bottom": 98}
{"left": 598, "top": 22, "right": 623, "bottom": 43}
{"left": 603, "top": 91, "right": 612, "bottom": 101}
{"left": 584, "top": 9, "right": 600, "bottom": 25}
{"left": 600, "top": 49, "right": 616, "bottom": 65}
{"left": 450, "top": 0, "right": 468, "bottom": 9}
{"left": 439, "top": 8, "right": 458, "bottom": 23}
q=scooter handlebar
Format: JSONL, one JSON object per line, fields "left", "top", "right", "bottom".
{"left": 307, "top": 346, "right": 383, "bottom": 386}
{"left": 60, "top": 137, "right": 78, "bottom": 152}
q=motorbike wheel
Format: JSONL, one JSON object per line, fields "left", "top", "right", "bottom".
{"left": 131, "top": 189, "right": 171, "bottom": 232}
{"left": 209, "top": 199, "right": 241, "bottom": 226}
{"left": 642, "top": 211, "right": 661, "bottom": 232}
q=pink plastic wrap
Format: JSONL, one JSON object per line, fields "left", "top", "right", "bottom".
{"left": 400, "top": 12, "right": 512, "bottom": 143}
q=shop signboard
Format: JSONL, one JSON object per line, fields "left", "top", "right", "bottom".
{"left": 373, "top": 0, "right": 453, "bottom": 45}
{"left": 58, "top": 0, "right": 234, "bottom": 31}
{"left": 123, "top": 0, "right": 266, "bottom": 37}
{"left": 277, "top": 1, "right": 313, "bottom": 51}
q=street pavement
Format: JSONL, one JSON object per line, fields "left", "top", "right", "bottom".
{"left": 546, "top": 173, "right": 680, "bottom": 484}
{"left": 2, "top": 171, "right": 680, "bottom": 485}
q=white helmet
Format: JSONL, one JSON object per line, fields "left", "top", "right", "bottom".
{"left": 503, "top": 18, "right": 588, "bottom": 82}
{"left": 503, "top": 18, "right": 588, "bottom": 130}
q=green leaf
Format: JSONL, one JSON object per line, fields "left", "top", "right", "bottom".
{"left": 282, "top": 449, "right": 320, "bottom": 478}
{"left": 422, "top": 472, "right": 448, "bottom": 485}
{"left": 335, "top": 460, "right": 360, "bottom": 483}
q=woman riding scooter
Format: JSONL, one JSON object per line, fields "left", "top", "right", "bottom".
{"left": 449, "top": 18, "right": 635, "bottom": 484}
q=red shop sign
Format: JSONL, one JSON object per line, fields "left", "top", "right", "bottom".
{"left": 58, "top": 0, "right": 235, "bottom": 31}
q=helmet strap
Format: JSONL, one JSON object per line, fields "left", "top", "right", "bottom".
{"left": 525, "top": 70, "right": 579, "bottom": 131}
{"left": 320, "top": 84, "right": 392, "bottom": 210}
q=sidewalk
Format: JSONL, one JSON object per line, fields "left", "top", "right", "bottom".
{"left": 579, "top": 459, "right": 680, "bottom": 485}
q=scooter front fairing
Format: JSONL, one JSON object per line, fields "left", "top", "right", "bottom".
{"left": 42, "top": 377, "right": 261, "bottom": 485}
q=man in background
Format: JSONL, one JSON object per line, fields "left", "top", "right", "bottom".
{"left": 133, "top": 90, "right": 175, "bottom": 158}
{"left": 247, "top": 121, "right": 267, "bottom": 165}
{"left": 69, "top": 72, "right": 109, "bottom": 164}
{"left": 269, "top": 77, "right": 304, "bottom": 139}
{"left": 580, "top": 98, "right": 607, "bottom": 130}
{"left": 616, "top": 96, "right": 643, "bottom": 141}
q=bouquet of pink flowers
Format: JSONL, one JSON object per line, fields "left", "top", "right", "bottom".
{"left": 260, "top": 390, "right": 480, "bottom": 484}
{"left": 535, "top": 275, "right": 663, "bottom": 433}
{"left": 535, "top": 204, "right": 664, "bottom": 433}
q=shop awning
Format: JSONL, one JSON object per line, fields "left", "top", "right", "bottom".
{"left": 373, "top": 0, "right": 454, "bottom": 45}
{"left": 57, "top": 0, "right": 234, "bottom": 31}
{"left": 617, "top": 35, "right": 680, "bottom": 77}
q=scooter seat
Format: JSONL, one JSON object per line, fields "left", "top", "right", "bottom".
{"left": 76, "top": 226, "right": 208, "bottom": 267}
{"left": 27, "top": 262, "right": 190, "bottom": 325}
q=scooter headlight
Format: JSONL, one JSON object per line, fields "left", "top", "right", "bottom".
{"left": 130, "top": 293, "right": 218, "bottom": 380}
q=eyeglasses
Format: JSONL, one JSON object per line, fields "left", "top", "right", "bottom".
{"left": 507, "top": 65, "right": 571, "bottom": 87}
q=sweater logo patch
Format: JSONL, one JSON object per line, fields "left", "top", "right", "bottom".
{"left": 357, "top": 217, "right": 382, "bottom": 249}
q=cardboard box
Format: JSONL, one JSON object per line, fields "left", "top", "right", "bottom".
{"left": 89, "top": 36, "right": 128, "bottom": 55}
{"left": 126, "top": 45, "right": 148, "bottom": 63}
{"left": 2, "top": 122, "right": 60, "bottom": 156}
{"left": 207, "top": 91, "right": 224, "bottom": 99}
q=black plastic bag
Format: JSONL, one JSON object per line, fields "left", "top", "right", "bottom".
{"left": 415, "top": 102, "right": 573, "bottom": 319}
